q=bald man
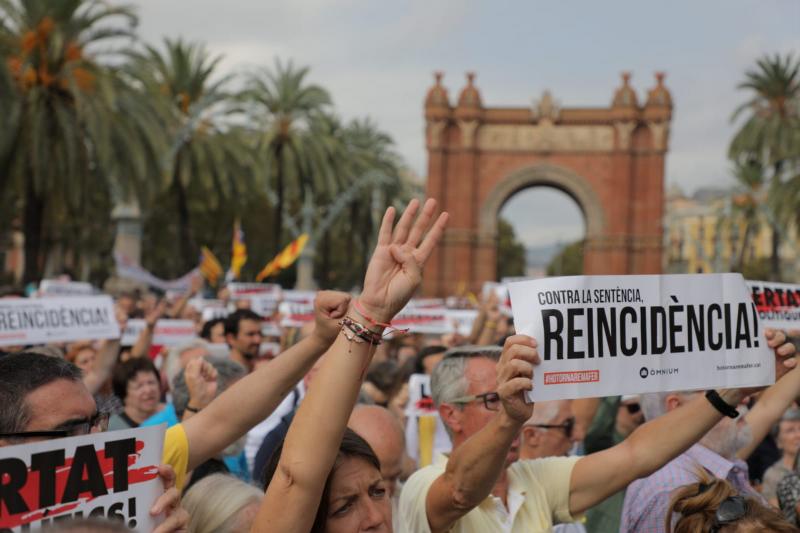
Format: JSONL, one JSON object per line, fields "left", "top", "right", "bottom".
{"left": 348, "top": 404, "right": 406, "bottom": 496}
{"left": 520, "top": 400, "right": 583, "bottom": 460}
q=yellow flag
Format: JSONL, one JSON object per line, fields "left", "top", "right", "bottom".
{"left": 256, "top": 234, "right": 310, "bottom": 281}
{"left": 199, "top": 246, "right": 224, "bottom": 286}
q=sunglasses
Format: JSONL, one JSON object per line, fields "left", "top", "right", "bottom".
{"left": 450, "top": 391, "right": 501, "bottom": 411}
{"left": 0, "top": 412, "right": 109, "bottom": 441}
{"left": 624, "top": 403, "right": 641, "bottom": 415}
{"left": 529, "top": 416, "right": 576, "bottom": 439}
{"left": 711, "top": 495, "right": 747, "bottom": 533}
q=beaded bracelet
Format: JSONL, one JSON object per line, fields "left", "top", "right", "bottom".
{"left": 340, "top": 316, "right": 383, "bottom": 346}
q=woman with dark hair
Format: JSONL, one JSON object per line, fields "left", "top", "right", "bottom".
{"left": 108, "top": 357, "right": 166, "bottom": 430}
{"left": 250, "top": 199, "right": 448, "bottom": 533}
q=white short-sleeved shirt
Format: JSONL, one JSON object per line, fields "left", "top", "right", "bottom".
{"left": 399, "top": 453, "right": 580, "bottom": 533}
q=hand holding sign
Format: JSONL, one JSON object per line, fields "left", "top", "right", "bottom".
{"left": 497, "top": 335, "right": 540, "bottom": 423}
{"left": 766, "top": 328, "right": 798, "bottom": 381}
{"left": 151, "top": 464, "right": 189, "bottom": 533}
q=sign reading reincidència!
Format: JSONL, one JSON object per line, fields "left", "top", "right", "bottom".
{"left": 747, "top": 280, "right": 800, "bottom": 330}
{"left": 0, "top": 425, "right": 165, "bottom": 531}
{"left": 0, "top": 296, "right": 119, "bottom": 347}
{"left": 508, "top": 274, "right": 774, "bottom": 402}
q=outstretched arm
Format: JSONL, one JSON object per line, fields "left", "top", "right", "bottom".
{"left": 181, "top": 293, "right": 342, "bottom": 470}
{"left": 251, "top": 198, "right": 448, "bottom": 533}
{"left": 568, "top": 389, "right": 737, "bottom": 515}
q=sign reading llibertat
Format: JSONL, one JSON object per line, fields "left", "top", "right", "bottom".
{"left": 0, "top": 296, "right": 119, "bottom": 347}
{"left": 509, "top": 274, "right": 774, "bottom": 401}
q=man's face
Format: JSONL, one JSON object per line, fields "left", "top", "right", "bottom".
{"left": 456, "top": 357, "right": 519, "bottom": 464}
{"left": 616, "top": 398, "right": 645, "bottom": 437}
{"left": 778, "top": 420, "right": 800, "bottom": 456}
{"left": 228, "top": 318, "right": 262, "bottom": 359}
{"left": 531, "top": 402, "right": 576, "bottom": 458}
{"left": 0, "top": 379, "right": 96, "bottom": 446}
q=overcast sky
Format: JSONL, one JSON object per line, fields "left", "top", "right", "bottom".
{"left": 136, "top": 0, "right": 799, "bottom": 248}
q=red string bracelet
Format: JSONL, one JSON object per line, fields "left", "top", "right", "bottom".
{"left": 353, "top": 299, "right": 393, "bottom": 328}
{"left": 353, "top": 299, "right": 410, "bottom": 336}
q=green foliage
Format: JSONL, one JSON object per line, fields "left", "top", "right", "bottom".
{"left": 728, "top": 53, "right": 800, "bottom": 281}
{"left": 496, "top": 218, "right": 525, "bottom": 280}
{"left": 546, "top": 240, "right": 584, "bottom": 276}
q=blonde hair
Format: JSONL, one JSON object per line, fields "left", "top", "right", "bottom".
{"left": 181, "top": 474, "right": 263, "bottom": 533}
{"left": 667, "top": 470, "right": 796, "bottom": 532}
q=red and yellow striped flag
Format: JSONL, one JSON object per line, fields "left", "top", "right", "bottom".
{"left": 256, "top": 234, "right": 309, "bottom": 282}
{"left": 199, "top": 246, "right": 224, "bottom": 286}
{"left": 229, "top": 219, "right": 247, "bottom": 280}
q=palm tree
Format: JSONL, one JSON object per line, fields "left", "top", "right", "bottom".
{"left": 729, "top": 53, "right": 800, "bottom": 280}
{"left": 245, "top": 60, "right": 332, "bottom": 253}
{"left": 0, "top": 0, "right": 161, "bottom": 283}
{"left": 729, "top": 159, "right": 765, "bottom": 271}
{"left": 126, "top": 38, "right": 251, "bottom": 274}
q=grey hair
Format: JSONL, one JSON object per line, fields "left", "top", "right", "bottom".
{"left": 430, "top": 345, "right": 502, "bottom": 408}
{"left": 164, "top": 338, "right": 211, "bottom": 385}
{"left": 772, "top": 407, "right": 800, "bottom": 439}
{"left": 182, "top": 474, "right": 262, "bottom": 533}
{"left": 524, "top": 400, "right": 564, "bottom": 428}
{"left": 640, "top": 390, "right": 695, "bottom": 422}
{"left": 172, "top": 356, "right": 246, "bottom": 418}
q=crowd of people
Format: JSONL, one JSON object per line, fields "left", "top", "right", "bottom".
{"left": 4, "top": 198, "right": 800, "bottom": 532}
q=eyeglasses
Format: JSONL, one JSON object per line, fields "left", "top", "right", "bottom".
{"left": 711, "top": 495, "right": 747, "bottom": 533}
{"left": 450, "top": 391, "right": 501, "bottom": 411}
{"left": 528, "top": 416, "right": 575, "bottom": 439}
{"left": 0, "top": 412, "right": 109, "bottom": 441}
{"left": 624, "top": 403, "right": 641, "bottom": 415}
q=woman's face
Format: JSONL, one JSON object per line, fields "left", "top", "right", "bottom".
{"left": 325, "top": 457, "right": 392, "bottom": 533}
{"left": 125, "top": 370, "right": 161, "bottom": 415}
{"left": 74, "top": 348, "right": 96, "bottom": 372}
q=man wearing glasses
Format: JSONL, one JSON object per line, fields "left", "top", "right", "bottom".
{"left": 399, "top": 331, "right": 796, "bottom": 533}
{"left": 0, "top": 351, "right": 187, "bottom": 532}
{"left": 520, "top": 400, "right": 582, "bottom": 460}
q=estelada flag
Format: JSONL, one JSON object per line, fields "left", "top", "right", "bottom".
{"left": 256, "top": 234, "right": 309, "bottom": 281}
{"left": 199, "top": 246, "right": 224, "bottom": 286}
{"left": 228, "top": 219, "right": 247, "bottom": 280}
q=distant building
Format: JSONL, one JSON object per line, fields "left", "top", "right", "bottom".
{"left": 664, "top": 185, "right": 799, "bottom": 280}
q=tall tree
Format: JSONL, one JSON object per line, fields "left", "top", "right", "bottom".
{"left": 0, "top": 0, "right": 160, "bottom": 283}
{"left": 729, "top": 53, "right": 800, "bottom": 281}
{"left": 245, "top": 60, "right": 332, "bottom": 253}
{"left": 126, "top": 38, "right": 251, "bottom": 274}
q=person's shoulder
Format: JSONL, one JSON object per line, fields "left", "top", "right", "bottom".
{"left": 514, "top": 456, "right": 580, "bottom": 477}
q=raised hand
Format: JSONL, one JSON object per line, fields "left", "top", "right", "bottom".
{"left": 358, "top": 198, "right": 448, "bottom": 324}
{"left": 184, "top": 357, "right": 218, "bottom": 410}
{"left": 496, "top": 334, "right": 540, "bottom": 424}
{"left": 151, "top": 464, "right": 189, "bottom": 533}
{"left": 312, "top": 291, "right": 351, "bottom": 344}
{"left": 146, "top": 299, "right": 167, "bottom": 329}
{"left": 766, "top": 328, "right": 798, "bottom": 381}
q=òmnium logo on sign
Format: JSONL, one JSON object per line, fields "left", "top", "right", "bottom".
{"left": 639, "top": 366, "right": 679, "bottom": 378}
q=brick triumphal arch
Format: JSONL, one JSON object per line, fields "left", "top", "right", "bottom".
{"left": 422, "top": 72, "right": 673, "bottom": 297}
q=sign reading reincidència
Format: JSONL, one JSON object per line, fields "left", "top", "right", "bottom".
{"left": 0, "top": 425, "right": 165, "bottom": 531}
{"left": 508, "top": 274, "right": 774, "bottom": 402}
{"left": 0, "top": 296, "right": 119, "bottom": 347}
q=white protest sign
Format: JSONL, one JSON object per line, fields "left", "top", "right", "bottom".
{"left": 393, "top": 309, "right": 450, "bottom": 335}
{"left": 38, "top": 280, "right": 96, "bottom": 297}
{"left": 509, "top": 274, "right": 773, "bottom": 402}
{"left": 282, "top": 290, "right": 316, "bottom": 304}
{"left": 444, "top": 309, "right": 479, "bottom": 336}
{"left": 404, "top": 374, "right": 452, "bottom": 463}
{"left": 121, "top": 320, "right": 197, "bottom": 346}
{"left": 0, "top": 296, "right": 119, "bottom": 347}
{"left": 228, "top": 283, "right": 282, "bottom": 299}
{"left": 482, "top": 281, "right": 513, "bottom": 316}
{"left": 0, "top": 425, "right": 165, "bottom": 531}
{"left": 746, "top": 280, "right": 800, "bottom": 330}
{"left": 279, "top": 301, "right": 315, "bottom": 329}
{"left": 261, "top": 321, "right": 282, "bottom": 338}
